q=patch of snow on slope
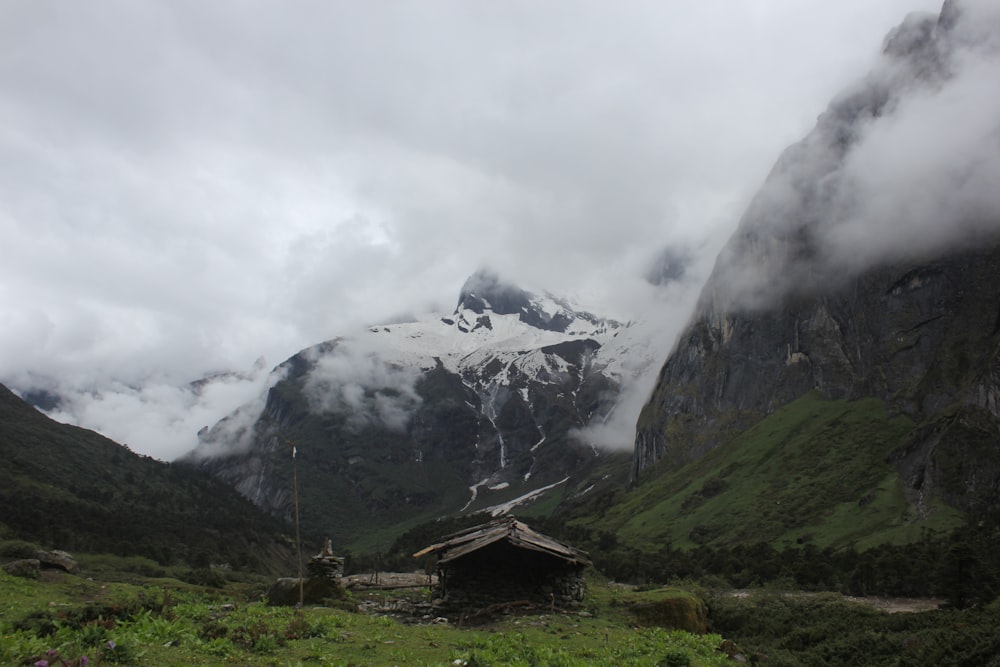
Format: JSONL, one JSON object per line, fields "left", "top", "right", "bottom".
{"left": 484, "top": 477, "right": 571, "bottom": 516}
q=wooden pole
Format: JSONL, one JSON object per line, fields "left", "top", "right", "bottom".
{"left": 289, "top": 439, "right": 304, "bottom": 607}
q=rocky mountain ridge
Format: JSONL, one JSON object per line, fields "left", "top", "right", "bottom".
{"left": 184, "top": 270, "right": 655, "bottom": 548}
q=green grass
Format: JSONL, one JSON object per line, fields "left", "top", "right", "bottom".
{"left": 5, "top": 549, "right": 998, "bottom": 666}
{"left": 578, "top": 392, "right": 963, "bottom": 551}
{"left": 0, "top": 569, "right": 730, "bottom": 666}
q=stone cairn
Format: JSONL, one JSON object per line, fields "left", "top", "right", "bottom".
{"left": 307, "top": 537, "right": 344, "bottom": 584}
{"left": 267, "top": 537, "right": 346, "bottom": 606}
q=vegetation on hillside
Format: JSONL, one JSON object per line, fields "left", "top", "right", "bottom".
{"left": 580, "top": 393, "right": 963, "bottom": 552}
{"left": 358, "top": 392, "right": 1000, "bottom": 612}
{"left": 0, "top": 384, "right": 293, "bottom": 573}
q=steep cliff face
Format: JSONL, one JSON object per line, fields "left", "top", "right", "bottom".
{"left": 636, "top": 248, "right": 1000, "bottom": 495}
{"left": 634, "top": 0, "right": 1000, "bottom": 511}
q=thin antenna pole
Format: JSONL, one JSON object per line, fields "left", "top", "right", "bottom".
{"left": 289, "top": 438, "right": 304, "bottom": 607}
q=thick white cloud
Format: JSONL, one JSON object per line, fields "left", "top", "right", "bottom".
{"left": 302, "top": 340, "right": 424, "bottom": 434}
{"left": 701, "top": 0, "right": 1000, "bottom": 312}
{"left": 0, "top": 0, "right": 941, "bottom": 459}
{"left": 826, "top": 41, "right": 1000, "bottom": 266}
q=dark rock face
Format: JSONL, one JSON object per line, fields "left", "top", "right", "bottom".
{"left": 193, "top": 346, "right": 613, "bottom": 533}
{"left": 194, "top": 360, "right": 486, "bottom": 523}
{"left": 637, "top": 247, "right": 1000, "bottom": 474}
{"left": 634, "top": 0, "right": 1000, "bottom": 511}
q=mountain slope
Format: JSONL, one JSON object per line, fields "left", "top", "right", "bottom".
{"left": 574, "top": 392, "right": 964, "bottom": 552}
{"left": 632, "top": 0, "right": 1000, "bottom": 536}
{"left": 185, "top": 270, "right": 652, "bottom": 551}
{"left": 0, "top": 382, "right": 293, "bottom": 572}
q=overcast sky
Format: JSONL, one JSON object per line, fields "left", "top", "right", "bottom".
{"left": 0, "top": 0, "right": 942, "bottom": 459}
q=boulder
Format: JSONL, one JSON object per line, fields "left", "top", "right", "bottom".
{"left": 3, "top": 558, "right": 40, "bottom": 579}
{"left": 36, "top": 550, "right": 79, "bottom": 574}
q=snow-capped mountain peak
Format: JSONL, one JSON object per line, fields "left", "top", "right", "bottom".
{"left": 185, "top": 270, "right": 653, "bottom": 543}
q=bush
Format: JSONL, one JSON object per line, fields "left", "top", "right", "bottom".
{"left": 657, "top": 651, "right": 692, "bottom": 667}
{"left": 182, "top": 568, "right": 227, "bottom": 588}
{"left": 0, "top": 539, "right": 42, "bottom": 560}
{"left": 707, "top": 591, "right": 1000, "bottom": 666}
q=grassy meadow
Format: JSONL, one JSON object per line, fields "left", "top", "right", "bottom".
{"left": 5, "top": 552, "right": 1000, "bottom": 666}
{"left": 0, "top": 564, "right": 729, "bottom": 667}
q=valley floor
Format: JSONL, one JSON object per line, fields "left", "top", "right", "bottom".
{"left": 0, "top": 569, "right": 727, "bottom": 666}
{"left": 3, "top": 566, "right": 997, "bottom": 666}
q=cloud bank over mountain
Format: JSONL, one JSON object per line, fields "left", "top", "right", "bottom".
{"left": 0, "top": 0, "right": 944, "bottom": 459}
{"left": 706, "top": 0, "right": 1000, "bottom": 312}
{"left": 302, "top": 341, "right": 425, "bottom": 434}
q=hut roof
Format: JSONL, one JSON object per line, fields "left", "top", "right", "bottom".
{"left": 412, "top": 516, "right": 591, "bottom": 566}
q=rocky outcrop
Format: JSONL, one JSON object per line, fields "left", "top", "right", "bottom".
{"left": 36, "top": 549, "right": 79, "bottom": 574}
{"left": 2, "top": 550, "right": 79, "bottom": 579}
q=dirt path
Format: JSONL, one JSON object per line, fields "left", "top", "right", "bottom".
{"left": 725, "top": 589, "right": 943, "bottom": 614}
{"left": 843, "top": 595, "right": 944, "bottom": 613}
{"left": 344, "top": 571, "right": 436, "bottom": 590}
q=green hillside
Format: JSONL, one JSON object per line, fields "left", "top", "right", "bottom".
{"left": 0, "top": 384, "right": 294, "bottom": 573}
{"left": 570, "top": 392, "right": 963, "bottom": 551}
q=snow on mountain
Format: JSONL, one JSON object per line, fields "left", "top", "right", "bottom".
{"left": 184, "top": 270, "right": 658, "bottom": 542}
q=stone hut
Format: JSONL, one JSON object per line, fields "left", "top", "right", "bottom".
{"left": 413, "top": 517, "right": 590, "bottom": 610}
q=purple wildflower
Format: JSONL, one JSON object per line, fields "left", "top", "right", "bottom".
{"left": 33, "top": 660, "right": 49, "bottom": 667}
{"left": 106, "top": 640, "right": 116, "bottom": 650}
{"left": 81, "top": 658, "right": 90, "bottom": 666}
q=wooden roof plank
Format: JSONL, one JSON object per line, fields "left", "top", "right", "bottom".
{"left": 412, "top": 516, "right": 591, "bottom": 566}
